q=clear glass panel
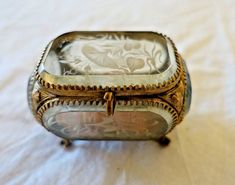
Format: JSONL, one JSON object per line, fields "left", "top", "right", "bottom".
{"left": 43, "top": 102, "right": 173, "bottom": 140}
{"left": 47, "top": 111, "right": 168, "bottom": 140}
{"left": 52, "top": 112, "right": 167, "bottom": 138}
{"left": 40, "top": 32, "right": 178, "bottom": 87}
{"left": 42, "top": 32, "right": 177, "bottom": 76}
{"left": 182, "top": 60, "right": 192, "bottom": 114}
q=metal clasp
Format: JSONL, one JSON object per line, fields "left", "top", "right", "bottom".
{"left": 103, "top": 92, "right": 116, "bottom": 116}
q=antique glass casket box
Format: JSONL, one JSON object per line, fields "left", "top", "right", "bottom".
{"left": 27, "top": 31, "right": 191, "bottom": 146}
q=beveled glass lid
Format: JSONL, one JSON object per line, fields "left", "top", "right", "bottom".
{"left": 36, "top": 31, "right": 182, "bottom": 93}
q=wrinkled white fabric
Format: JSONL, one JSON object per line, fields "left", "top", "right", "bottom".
{"left": 0, "top": 0, "right": 235, "bottom": 185}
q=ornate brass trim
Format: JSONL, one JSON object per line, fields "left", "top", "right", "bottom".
{"left": 36, "top": 97, "right": 179, "bottom": 135}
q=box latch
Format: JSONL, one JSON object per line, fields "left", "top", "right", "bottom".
{"left": 103, "top": 92, "right": 116, "bottom": 116}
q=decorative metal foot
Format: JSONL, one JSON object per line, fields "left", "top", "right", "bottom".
{"left": 60, "top": 139, "right": 72, "bottom": 148}
{"left": 157, "top": 136, "right": 170, "bottom": 146}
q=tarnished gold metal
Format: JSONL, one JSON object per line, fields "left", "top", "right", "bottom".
{"left": 103, "top": 92, "right": 116, "bottom": 116}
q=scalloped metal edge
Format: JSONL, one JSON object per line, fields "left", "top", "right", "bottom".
{"left": 36, "top": 97, "right": 179, "bottom": 136}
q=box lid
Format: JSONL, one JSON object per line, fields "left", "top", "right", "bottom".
{"left": 35, "top": 31, "right": 182, "bottom": 95}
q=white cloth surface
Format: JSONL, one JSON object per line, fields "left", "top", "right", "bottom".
{"left": 0, "top": 0, "right": 235, "bottom": 184}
